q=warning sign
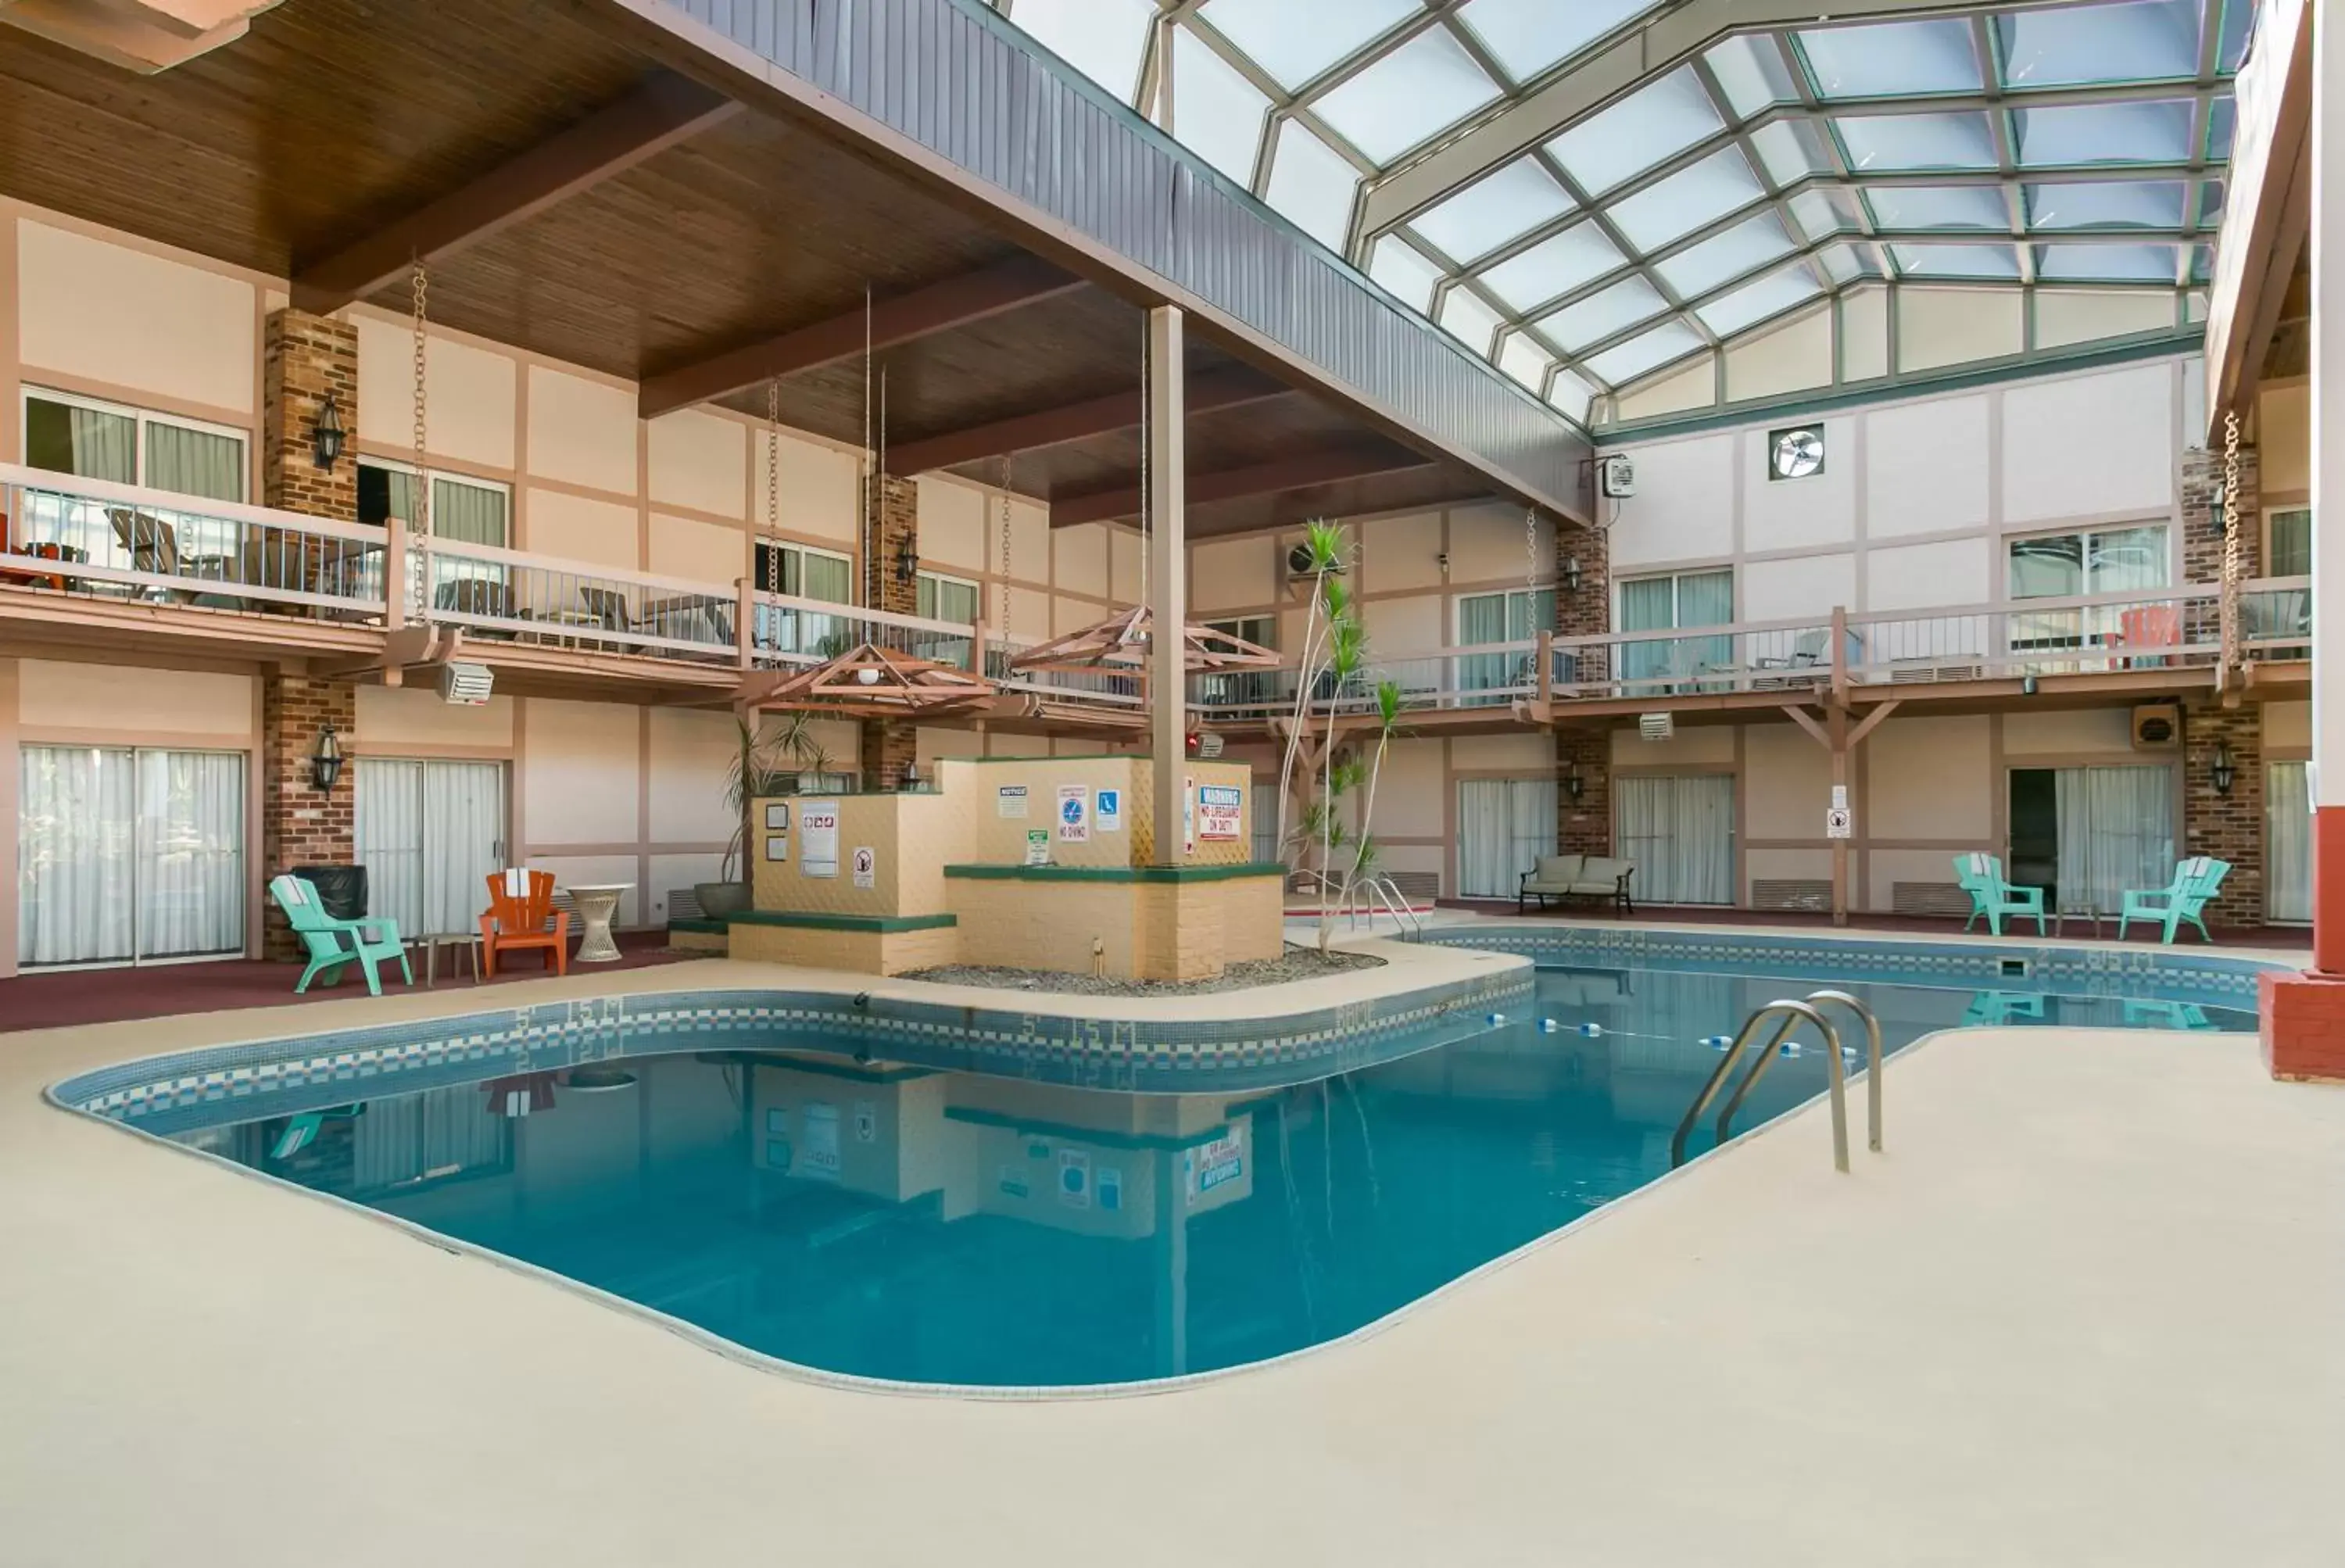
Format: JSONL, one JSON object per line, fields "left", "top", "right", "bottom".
{"left": 1057, "top": 784, "right": 1090, "bottom": 843}
{"left": 1826, "top": 806, "right": 1853, "bottom": 840}
{"left": 851, "top": 846, "right": 876, "bottom": 888}
{"left": 1197, "top": 784, "right": 1244, "bottom": 842}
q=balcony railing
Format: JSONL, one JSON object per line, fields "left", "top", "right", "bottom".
{"left": 2241, "top": 575, "right": 2312, "bottom": 660}
{"left": 749, "top": 592, "right": 977, "bottom": 671}
{"left": 1189, "top": 639, "right": 1544, "bottom": 722}
{"left": 990, "top": 636, "right": 1146, "bottom": 711}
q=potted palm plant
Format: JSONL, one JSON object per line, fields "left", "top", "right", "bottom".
{"left": 694, "top": 712, "right": 828, "bottom": 920}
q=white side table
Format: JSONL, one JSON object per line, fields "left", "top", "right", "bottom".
{"left": 564, "top": 883, "right": 633, "bottom": 963}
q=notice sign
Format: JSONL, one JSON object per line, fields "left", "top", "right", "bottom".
{"left": 854, "top": 1100, "right": 877, "bottom": 1144}
{"left": 1026, "top": 829, "right": 1051, "bottom": 866}
{"left": 1057, "top": 785, "right": 1090, "bottom": 843}
{"left": 1827, "top": 806, "right": 1854, "bottom": 840}
{"left": 1095, "top": 787, "right": 1122, "bottom": 833}
{"left": 1058, "top": 1148, "right": 1091, "bottom": 1208}
{"left": 800, "top": 1102, "right": 840, "bottom": 1182}
{"left": 997, "top": 784, "right": 1029, "bottom": 819}
{"left": 1186, "top": 1128, "right": 1244, "bottom": 1201}
{"left": 1197, "top": 784, "right": 1244, "bottom": 843}
{"left": 764, "top": 833, "right": 789, "bottom": 863}
{"left": 800, "top": 800, "right": 841, "bottom": 877}
{"left": 851, "top": 846, "right": 876, "bottom": 889}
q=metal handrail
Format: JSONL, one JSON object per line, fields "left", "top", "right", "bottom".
{"left": 1670, "top": 1000, "right": 1849, "bottom": 1173}
{"left": 1805, "top": 990, "right": 1884, "bottom": 1155}
{"left": 1362, "top": 875, "right": 1423, "bottom": 939}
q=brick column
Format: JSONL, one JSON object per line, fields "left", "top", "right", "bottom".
{"left": 261, "top": 671, "right": 357, "bottom": 959}
{"left": 861, "top": 474, "right": 920, "bottom": 791}
{"left": 2178, "top": 443, "right": 2259, "bottom": 653}
{"left": 262, "top": 308, "right": 358, "bottom": 521}
{"left": 1556, "top": 520, "right": 1610, "bottom": 687}
{"left": 1556, "top": 726, "right": 1612, "bottom": 857}
{"left": 2183, "top": 704, "right": 2264, "bottom": 929}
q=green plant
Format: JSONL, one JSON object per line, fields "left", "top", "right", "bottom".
{"left": 722, "top": 711, "right": 828, "bottom": 882}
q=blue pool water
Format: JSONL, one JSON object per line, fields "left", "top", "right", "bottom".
{"left": 153, "top": 964, "right": 2252, "bottom": 1388}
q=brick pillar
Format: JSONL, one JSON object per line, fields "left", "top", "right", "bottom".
{"left": 1556, "top": 520, "right": 1610, "bottom": 688}
{"left": 262, "top": 308, "right": 358, "bottom": 521}
{"left": 261, "top": 671, "right": 357, "bottom": 959}
{"left": 861, "top": 474, "right": 920, "bottom": 791}
{"left": 2184, "top": 703, "right": 2265, "bottom": 929}
{"left": 1557, "top": 726, "right": 1612, "bottom": 856}
{"left": 2178, "top": 443, "right": 2259, "bottom": 653}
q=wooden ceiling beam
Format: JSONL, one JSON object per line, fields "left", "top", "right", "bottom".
{"left": 640, "top": 254, "right": 1087, "bottom": 419}
{"left": 886, "top": 367, "right": 1294, "bottom": 475}
{"left": 1050, "top": 447, "right": 1436, "bottom": 528}
{"left": 292, "top": 71, "right": 739, "bottom": 315}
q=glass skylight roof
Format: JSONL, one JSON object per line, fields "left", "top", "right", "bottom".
{"left": 991, "top": 0, "right": 2236, "bottom": 406}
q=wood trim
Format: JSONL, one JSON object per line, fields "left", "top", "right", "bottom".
{"left": 353, "top": 739, "right": 516, "bottom": 761}
{"left": 0, "top": 210, "right": 16, "bottom": 469}
{"left": 20, "top": 725, "right": 256, "bottom": 748}
{"left": 510, "top": 696, "right": 529, "bottom": 862}
{"left": 0, "top": 657, "right": 18, "bottom": 978}
{"left": 16, "top": 371, "right": 255, "bottom": 440}
{"left": 246, "top": 675, "right": 264, "bottom": 958}
{"left": 524, "top": 840, "right": 731, "bottom": 858}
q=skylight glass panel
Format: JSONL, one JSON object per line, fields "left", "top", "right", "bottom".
{"left": 1170, "top": 29, "right": 1270, "bottom": 184}
{"left": 1437, "top": 285, "right": 1505, "bottom": 355}
{"left": 1816, "top": 242, "right": 1874, "bottom": 284}
{"left": 1547, "top": 68, "right": 1723, "bottom": 194}
{"left": 1607, "top": 148, "right": 1764, "bottom": 250}
{"left": 2192, "top": 244, "right": 2212, "bottom": 283}
{"left": 1796, "top": 18, "right": 1982, "bottom": 98}
{"left": 1892, "top": 242, "right": 2022, "bottom": 279}
{"left": 1497, "top": 332, "right": 1552, "bottom": 391}
{"left": 1655, "top": 211, "right": 1797, "bottom": 296}
{"left": 1457, "top": 0, "right": 1659, "bottom": 83}
{"left": 2200, "top": 178, "right": 2225, "bottom": 222}
{"left": 1698, "top": 268, "right": 1822, "bottom": 335}
{"left": 1995, "top": 1, "right": 2202, "bottom": 89}
{"left": 1788, "top": 187, "right": 1865, "bottom": 241}
{"left": 1535, "top": 276, "right": 1670, "bottom": 352}
{"left": 1316, "top": 27, "right": 1503, "bottom": 165}
{"left": 1478, "top": 224, "right": 1627, "bottom": 311}
{"left": 1704, "top": 35, "right": 1800, "bottom": 120}
{"left": 1264, "top": 119, "right": 1359, "bottom": 251}
{"left": 1368, "top": 234, "right": 1445, "bottom": 312}
{"left": 2035, "top": 242, "right": 2180, "bottom": 281}
{"left": 2207, "top": 95, "right": 2236, "bottom": 159}
{"left": 2218, "top": 0, "right": 2256, "bottom": 71}
{"left": 1411, "top": 156, "right": 1574, "bottom": 263}
{"left": 1196, "top": 0, "right": 1417, "bottom": 91}
{"left": 1585, "top": 320, "right": 1706, "bottom": 386}
{"left": 1865, "top": 184, "right": 2010, "bottom": 231}
{"left": 1008, "top": 0, "right": 1155, "bottom": 102}
{"left": 1547, "top": 368, "right": 1597, "bottom": 423}
{"left": 1749, "top": 119, "right": 1835, "bottom": 184}
{"left": 2013, "top": 99, "right": 2196, "bottom": 166}
{"left": 2024, "top": 179, "right": 2188, "bottom": 228}
{"left": 1833, "top": 110, "right": 2000, "bottom": 172}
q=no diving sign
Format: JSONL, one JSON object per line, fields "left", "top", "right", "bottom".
{"left": 1826, "top": 806, "right": 1853, "bottom": 840}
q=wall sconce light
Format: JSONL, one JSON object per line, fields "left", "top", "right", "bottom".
{"left": 2211, "top": 739, "right": 2236, "bottom": 797}
{"left": 892, "top": 535, "right": 918, "bottom": 586}
{"left": 1436, "top": 550, "right": 1451, "bottom": 578}
{"left": 1563, "top": 555, "right": 1584, "bottom": 593}
{"left": 310, "top": 392, "right": 345, "bottom": 471}
{"left": 310, "top": 722, "right": 343, "bottom": 793}
{"left": 1565, "top": 761, "right": 1584, "bottom": 801}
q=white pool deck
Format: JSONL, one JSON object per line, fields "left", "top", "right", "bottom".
{"left": 3, "top": 933, "right": 2342, "bottom": 1566}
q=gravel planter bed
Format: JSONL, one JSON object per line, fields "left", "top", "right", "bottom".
{"left": 903, "top": 944, "right": 1386, "bottom": 997}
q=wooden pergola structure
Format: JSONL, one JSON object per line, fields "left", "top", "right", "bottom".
{"left": 734, "top": 643, "right": 993, "bottom": 719}
{"left": 1005, "top": 607, "right": 1279, "bottom": 678}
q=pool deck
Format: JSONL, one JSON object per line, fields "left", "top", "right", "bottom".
{"left": 4, "top": 944, "right": 2342, "bottom": 1564}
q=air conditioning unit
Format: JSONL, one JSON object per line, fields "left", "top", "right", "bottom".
{"left": 2132, "top": 703, "right": 2181, "bottom": 750}
{"left": 1185, "top": 730, "right": 1226, "bottom": 759}
{"left": 1286, "top": 542, "right": 1348, "bottom": 578}
{"left": 1599, "top": 454, "right": 1637, "bottom": 499}
{"left": 1639, "top": 711, "right": 1674, "bottom": 741}
{"left": 439, "top": 660, "right": 494, "bottom": 706}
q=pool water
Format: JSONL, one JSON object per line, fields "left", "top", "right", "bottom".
{"left": 168, "top": 967, "right": 2250, "bottom": 1388}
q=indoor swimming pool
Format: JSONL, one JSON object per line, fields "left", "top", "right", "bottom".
{"left": 90, "top": 955, "right": 2257, "bottom": 1391}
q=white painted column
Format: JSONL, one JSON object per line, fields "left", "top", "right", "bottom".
{"left": 2313, "top": 0, "right": 2345, "bottom": 973}
{"left": 1147, "top": 305, "right": 1187, "bottom": 868}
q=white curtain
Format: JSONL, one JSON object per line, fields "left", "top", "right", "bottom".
{"left": 2269, "top": 761, "right": 2313, "bottom": 923}
{"left": 2054, "top": 764, "right": 2175, "bottom": 914}
{"left": 352, "top": 1086, "right": 507, "bottom": 1191}
{"left": 1618, "top": 775, "right": 1735, "bottom": 904}
{"left": 143, "top": 421, "right": 245, "bottom": 503}
{"left": 1457, "top": 778, "right": 1559, "bottom": 897}
{"left": 18, "top": 746, "right": 135, "bottom": 965}
{"left": 135, "top": 751, "right": 245, "bottom": 958}
{"left": 431, "top": 477, "right": 507, "bottom": 546}
{"left": 358, "top": 759, "right": 507, "bottom": 936}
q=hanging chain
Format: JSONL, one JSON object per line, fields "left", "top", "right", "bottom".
{"left": 1137, "top": 319, "right": 1150, "bottom": 625}
{"left": 1524, "top": 506, "right": 1538, "bottom": 595}
{"left": 410, "top": 262, "right": 431, "bottom": 541}
{"left": 998, "top": 454, "right": 1014, "bottom": 639}
{"left": 2221, "top": 407, "right": 2243, "bottom": 672}
{"left": 765, "top": 378, "right": 780, "bottom": 536}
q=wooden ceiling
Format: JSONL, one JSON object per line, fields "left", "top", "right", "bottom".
{"left": 0, "top": 0, "right": 1497, "bottom": 538}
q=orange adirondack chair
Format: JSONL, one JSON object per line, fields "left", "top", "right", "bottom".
{"left": 480, "top": 868, "right": 569, "bottom": 977}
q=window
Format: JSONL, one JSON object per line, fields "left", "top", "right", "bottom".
{"left": 19, "top": 746, "right": 245, "bottom": 966}
{"left": 23, "top": 388, "right": 245, "bottom": 502}
{"left": 2265, "top": 508, "right": 2312, "bottom": 578}
{"left": 754, "top": 538, "right": 854, "bottom": 659}
{"left": 2007, "top": 523, "right": 2168, "bottom": 659}
{"left": 1616, "top": 569, "right": 1732, "bottom": 690}
{"left": 1200, "top": 617, "right": 1280, "bottom": 715}
{"left": 1457, "top": 589, "right": 1553, "bottom": 703}
{"left": 360, "top": 458, "right": 512, "bottom": 618}
{"left": 917, "top": 571, "right": 980, "bottom": 626}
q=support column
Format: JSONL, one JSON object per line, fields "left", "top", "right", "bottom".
{"left": 262, "top": 307, "right": 359, "bottom": 520}
{"left": 1556, "top": 727, "right": 1611, "bottom": 856}
{"left": 1147, "top": 306, "right": 1187, "bottom": 866}
{"left": 860, "top": 473, "right": 920, "bottom": 790}
{"left": 2265, "top": 16, "right": 2345, "bottom": 1079}
{"left": 2185, "top": 704, "right": 2266, "bottom": 928}
{"left": 261, "top": 671, "right": 356, "bottom": 960}
{"left": 1828, "top": 705, "right": 1850, "bottom": 928}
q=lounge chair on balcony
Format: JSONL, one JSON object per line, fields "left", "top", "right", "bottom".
{"left": 1518, "top": 854, "right": 1637, "bottom": 916}
{"left": 1953, "top": 852, "right": 2046, "bottom": 936}
{"left": 270, "top": 874, "right": 411, "bottom": 996}
{"left": 481, "top": 868, "right": 569, "bottom": 977}
{"left": 107, "top": 507, "right": 230, "bottom": 605}
{"left": 2118, "top": 856, "right": 2229, "bottom": 945}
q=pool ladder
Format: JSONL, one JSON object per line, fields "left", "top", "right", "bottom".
{"left": 1668, "top": 990, "right": 1884, "bottom": 1173}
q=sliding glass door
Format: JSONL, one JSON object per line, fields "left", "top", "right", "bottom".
{"left": 2269, "top": 761, "right": 2312, "bottom": 924}
{"left": 1456, "top": 778, "right": 1559, "bottom": 898}
{"left": 1617, "top": 571, "right": 1732, "bottom": 692}
{"left": 2049, "top": 764, "right": 2175, "bottom": 915}
{"left": 19, "top": 746, "right": 245, "bottom": 966}
{"left": 1617, "top": 775, "right": 1735, "bottom": 905}
{"left": 355, "top": 760, "right": 508, "bottom": 938}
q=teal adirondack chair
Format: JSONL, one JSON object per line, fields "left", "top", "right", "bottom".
{"left": 270, "top": 874, "right": 412, "bottom": 995}
{"left": 2118, "top": 856, "right": 2230, "bottom": 945}
{"left": 1953, "top": 852, "right": 2046, "bottom": 936}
